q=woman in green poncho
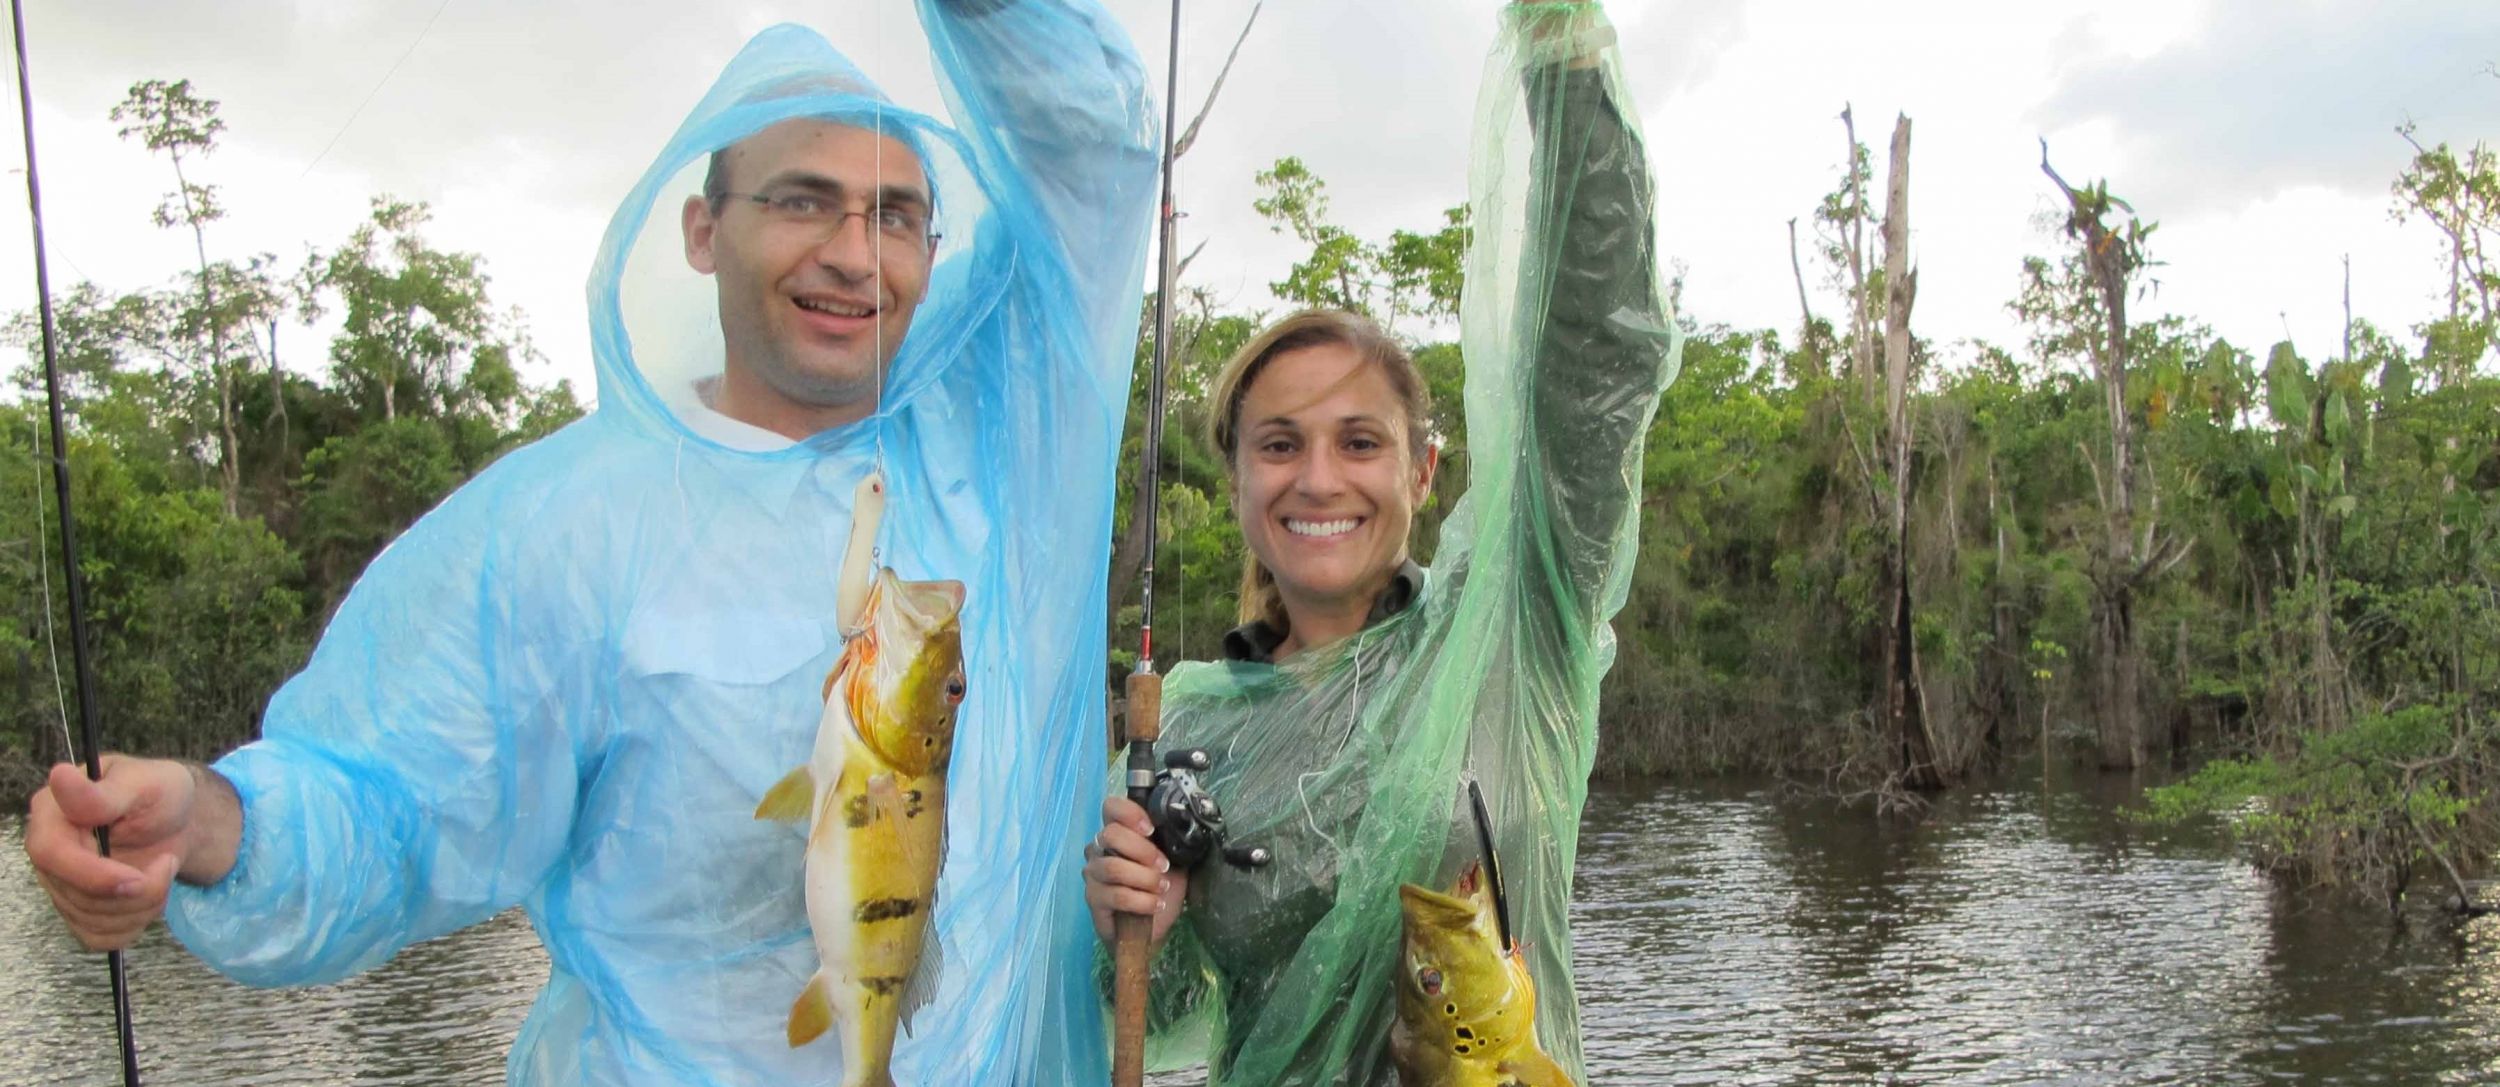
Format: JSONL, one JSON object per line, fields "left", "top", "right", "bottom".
{"left": 1083, "top": 2, "right": 1679, "bottom": 1083}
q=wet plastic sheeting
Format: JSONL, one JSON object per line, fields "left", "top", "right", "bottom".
{"left": 165, "top": 3, "right": 1157, "bottom": 1084}
{"left": 1136, "top": 5, "right": 1683, "bottom": 1085}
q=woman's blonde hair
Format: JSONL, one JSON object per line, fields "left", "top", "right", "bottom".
{"left": 1204, "top": 309, "right": 1434, "bottom": 631}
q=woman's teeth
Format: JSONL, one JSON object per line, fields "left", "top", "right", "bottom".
{"left": 1287, "top": 518, "right": 1358, "bottom": 537}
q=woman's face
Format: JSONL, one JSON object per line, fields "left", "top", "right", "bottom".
{"left": 1231, "top": 342, "right": 1436, "bottom": 623}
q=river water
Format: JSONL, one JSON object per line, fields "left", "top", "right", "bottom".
{"left": 8, "top": 774, "right": 2497, "bottom": 1085}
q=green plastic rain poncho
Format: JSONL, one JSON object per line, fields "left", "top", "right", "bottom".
{"left": 161, "top": 3, "right": 1157, "bottom": 1084}
{"left": 1138, "top": 5, "right": 1679, "bottom": 1084}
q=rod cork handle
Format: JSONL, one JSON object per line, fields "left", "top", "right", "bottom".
{"left": 1112, "top": 911, "right": 1154, "bottom": 1087}
{"left": 1111, "top": 667, "right": 1164, "bottom": 1087}
{"left": 1124, "top": 670, "right": 1162, "bottom": 746}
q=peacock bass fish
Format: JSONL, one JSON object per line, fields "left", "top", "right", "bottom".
{"left": 1390, "top": 861, "right": 1576, "bottom": 1087}
{"left": 756, "top": 472, "right": 967, "bottom": 1087}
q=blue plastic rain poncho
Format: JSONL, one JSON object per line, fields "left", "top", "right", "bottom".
{"left": 163, "top": 3, "right": 1157, "bottom": 1084}
{"left": 1135, "top": 5, "right": 1679, "bottom": 1085}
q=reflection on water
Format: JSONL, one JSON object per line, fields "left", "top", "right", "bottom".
{"left": 10, "top": 775, "right": 2500, "bottom": 1085}
{"left": 2, "top": 834, "right": 545, "bottom": 1087}
{"left": 1572, "top": 776, "right": 2500, "bottom": 1085}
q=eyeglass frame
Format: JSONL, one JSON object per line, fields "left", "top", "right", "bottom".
{"left": 711, "top": 185, "right": 942, "bottom": 247}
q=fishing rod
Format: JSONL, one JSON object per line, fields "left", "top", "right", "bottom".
{"left": 1108, "top": 0, "right": 1186, "bottom": 1080}
{"left": 11, "top": 0, "right": 144, "bottom": 1083}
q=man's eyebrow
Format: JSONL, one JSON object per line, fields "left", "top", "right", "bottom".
{"left": 756, "top": 171, "right": 931, "bottom": 211}
{"left": 877, "top": 184, "right": 932, "bottom": 213}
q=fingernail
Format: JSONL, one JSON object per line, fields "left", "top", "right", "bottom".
{"left": 114, "top": 879, "right": 140, "bottom": 897}
{"left": 1159, "top": 879, "right": 1170, "bottom": 894}
{"left": 1157, "top": 856, "right": 1170, "bottom": 873}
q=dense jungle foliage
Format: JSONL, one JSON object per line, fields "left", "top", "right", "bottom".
{"left": 7, "top": 80, "right": 2496, "bottom": 909}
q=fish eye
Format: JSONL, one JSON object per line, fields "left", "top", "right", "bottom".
{"left": 944, "top": 676, "right": 967, "bottom": 703}
{"left": 1418, "top": 967, "right": 1442, "bottom": 995}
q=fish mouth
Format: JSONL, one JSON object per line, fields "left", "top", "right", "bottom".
{"left": 869, "top": 568, "right": 967, "bottom": 625}
{"left": 1399, "top": 861, "right": 1492, "bottom": 927}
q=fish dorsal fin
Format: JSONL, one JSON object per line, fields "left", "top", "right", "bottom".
{"left": 897, "top": 912, "right": 947, "bottom": 1036}
{"left": 755, "top": 766, "right": 815, "bottom": 823}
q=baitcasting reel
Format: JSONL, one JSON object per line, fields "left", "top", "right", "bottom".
{"left": 1144, "top": 748, "right": 1272, "bottom": 872}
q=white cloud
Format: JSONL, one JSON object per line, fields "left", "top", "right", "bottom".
{"left": 2036, "top": 0, "right": 2500, "bottom": 213}
{"left": 0, "top": 0, "right": 2478, "bottom": 408}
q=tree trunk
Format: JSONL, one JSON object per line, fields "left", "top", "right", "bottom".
{"left": 2095, "top": 250, "right": 2142, "bottom": 768}
{"left": 268, "top": 320, "right": 289, "bottom": 460}
{"left": 1787, "top": 217, "right": 1815, "bottom": 340}
{"left": 218, "top": 363, "right": 240, "bottom": 518}
{"left": 1841, "top": 107, "right": 1875, "bottom": 398}
{"left": 1878, "top": 115, "right": 1942, "bottom": 788}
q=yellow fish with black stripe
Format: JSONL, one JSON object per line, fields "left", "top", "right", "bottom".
{"left": 1390, "top": 861, "right": 1575, "bottom": 1087}
{"left": 757, "top": 476, "right": 966, "bottom": 1087}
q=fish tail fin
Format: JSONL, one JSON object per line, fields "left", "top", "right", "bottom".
{"left": 755, "top": 767, "right": 816, "bottom": 823}
{"left": 787, "top": 970, "right": 836, "bottom": 1048}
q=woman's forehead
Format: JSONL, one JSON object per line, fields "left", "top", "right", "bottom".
{"left": 1242, "top": 344, "right": 1404, "bottom": 424}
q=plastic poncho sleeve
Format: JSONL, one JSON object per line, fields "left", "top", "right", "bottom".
{"left": 921, "top": 0, "right": 1159, "bottom": 389}
{"left": 164, "top": 452, "right": 589, "bottom": 986}
{"left": 1138, "top": 5, "right": 1679, "bottom": 1084}
{"left": 1514, "top": 15, "right": 1679, "bottom": 636}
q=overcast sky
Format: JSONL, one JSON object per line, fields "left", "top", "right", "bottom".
{"left": 3, "top": 0, "right": 2493, "bottom": 401}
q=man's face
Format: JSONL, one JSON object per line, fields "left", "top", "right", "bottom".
{"left": 682, "top": 119, "right": 936, "bottom": 424}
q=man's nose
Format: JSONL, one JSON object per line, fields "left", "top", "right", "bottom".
{"left": 812, "top": 214, "right": 880, "bottom": 282}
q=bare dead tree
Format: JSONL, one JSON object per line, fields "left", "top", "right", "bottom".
{"left": 2041, "top": 139, "right": 2156, "bottom": 770}
{"left": 1878, "top": 114, "right": 1942, "bottom": 788}
{"left": 1787, "top": 216, "right": 1815, "bottom": 337}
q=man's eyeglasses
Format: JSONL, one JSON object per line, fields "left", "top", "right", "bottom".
{"left": 718, "top": 188, "right": 939, "bottom": 246}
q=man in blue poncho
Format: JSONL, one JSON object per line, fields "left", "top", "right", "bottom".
{"left": 22, "top": 2, "right": 1155, "bottom": 1083}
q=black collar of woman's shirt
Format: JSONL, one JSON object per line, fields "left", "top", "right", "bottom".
{"left": 1217, "top": 560, "right": 1427, "bottom": 663}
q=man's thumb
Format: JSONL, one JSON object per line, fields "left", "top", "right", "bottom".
{"left": 46, "top": 761, "right": 136, "bottom": 830}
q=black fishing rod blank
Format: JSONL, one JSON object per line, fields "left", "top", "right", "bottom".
{"left": 1111, "top": 2, "right": 1188, "bottom": 1084}
{"left": 12, "top": 0, "right": 143, "bottom": 1082}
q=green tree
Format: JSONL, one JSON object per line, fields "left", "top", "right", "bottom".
{"left": 112, "top": 79, "right": 294, "bottom": 518}
{"left": 2393, "top": 121, "right": 2500, "bottom": 373}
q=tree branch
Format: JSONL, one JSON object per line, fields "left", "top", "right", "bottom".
{"left": 1172, "top": 1, "right": 1264, "bottom": 162}
{"left": 1173, "top": 238, "right": 1209, "bottom": 283}
{"left": 1787, "top": 217, "right": 1815, "bottom": 336}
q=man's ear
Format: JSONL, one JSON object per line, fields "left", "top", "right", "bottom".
{"left": 683, "top": 195, "right": 718, "bottom": 274}
{"left": 1414, "top": 443, "right": 1440, "bottom": 503}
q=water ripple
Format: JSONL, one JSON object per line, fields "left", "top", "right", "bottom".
{"left": 10, "top": 776, "right": 2500, "bottom": 1085}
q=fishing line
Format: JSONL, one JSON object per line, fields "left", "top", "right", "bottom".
{"left": 29, "top": 417, "right": 72, "bottom": 761}
{"left": 11, "top": 0, "right": 143, "bottom": 1080}
{"left": 296, "top": 0, "right": 454, "bottom": 183}
{"left": 869, "top": 0, "right": 887, "bottom": 484}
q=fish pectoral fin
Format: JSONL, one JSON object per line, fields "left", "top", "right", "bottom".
{"left": 787, "top": 970, "right": 836, "bottom": 1048}
{"left": 1498, "top": 1047, "right": 1577, "bottom": 1087}
{"left": 897, "top": 930, "right": 947, "bottom": 1037}
{"left": 865, "top": 777, "right": 939, "bottom": 872}
{"left": 755, "top": 767, "right": 816, "bottom": 823}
